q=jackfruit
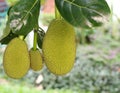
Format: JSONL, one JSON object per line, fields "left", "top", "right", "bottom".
{"left": 42, "top": 19, "right": 76, "bottom": 75}
{"left": 3, "top": 38, "right": 30, "bottom": 79}
{"left": 29, "top": 49, "right": 43, "bottom": 71}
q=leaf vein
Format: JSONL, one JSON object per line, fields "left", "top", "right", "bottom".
{"left": 13, "top": 0, "right": 39, "bottom": 31}
{"left": 64, "top": 0, "right": 104, "bottom": 17}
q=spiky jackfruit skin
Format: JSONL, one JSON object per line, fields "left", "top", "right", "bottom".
{"left": 3, "top": 38, "right": 30, "bottom": 79}
{"left": 42, "top": 19, "right": 76, "bottom": 75}
{"left": 29, "top": 49, "right": 43, "bottom": 71}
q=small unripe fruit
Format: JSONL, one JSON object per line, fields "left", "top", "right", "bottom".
{"left": 3, "top": 38, "right": 30, "bottom": 79}
{"left": 29, "top": 49, "right": 43, "bottom": 71}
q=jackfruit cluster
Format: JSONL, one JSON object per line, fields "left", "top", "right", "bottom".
{"left": 3, "top": 19, "right": 76, "bottom": 79}
{"left": 3, "top": 38, "right": 43, "bottom": 79}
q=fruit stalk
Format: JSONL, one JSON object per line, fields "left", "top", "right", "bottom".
{"left": 19, "top": 35, "right": 24, "bottom": 40}
{"left": 55, "top": 6, "right": 61, "bottom": 19}
{"left": 33, "top": 30, "right": 37, "bottom": 51}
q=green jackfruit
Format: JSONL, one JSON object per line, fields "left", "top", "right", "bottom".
{"left": 29, "top": 49, "right": 43, "bottom": 71}
{"left": 3, "top": 38, "right": 30, "bottom": 79}
{"left": 42, "top": 19, "right": 76, "bottom": 75}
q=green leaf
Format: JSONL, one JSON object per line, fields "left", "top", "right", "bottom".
{"left": 0, "top": 22, "right": 17, "bottom": 45}
{"left": 55, "top": 0, "right": 111, "bottom": 28}
{"left": 0, "top": 31, "right": 18, "bottom": 44}
{"left": 0, "top": 22, "right": 11, "bottom": 39}
{"left": 8, "top": 0, "right": 40, "bottom": 35}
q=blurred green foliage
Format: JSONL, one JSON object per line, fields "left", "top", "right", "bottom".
{"left": 0, "top": 18, "right": 7, "bottom": 37}
{"left": 75, "top": 28, "right": 96, "bottom": 44}
{"left": 6, "top": 0, "right": 46, "bottom": 6}
{"left": 6, "top": 0, "right": 19, "bottom": 6}
{"left": 0, "top": 84, "right": 75, "bottom": 93}
{"left": 40, "top": 13, "right": 54, "bottom": 26}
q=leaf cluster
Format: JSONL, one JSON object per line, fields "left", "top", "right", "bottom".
{"left": 0, "top": 0, "right": 110, "bottom": 49}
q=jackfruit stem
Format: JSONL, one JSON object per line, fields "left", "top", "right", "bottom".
{"left": 33, "top": 30, "right": 37, "bottom": 51}
{"left": 55, "top": 6, "right": 61, "bottom": 19}
{"left": 19, "top": 36, "right": 24, "bottom": 40}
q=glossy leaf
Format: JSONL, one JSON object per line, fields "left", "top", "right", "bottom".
{"left": 8, "top": 0, "right": 40, "bottom": 35}
{"left": 0, "top": 22, "right": 14, "bottom": 44}
{"left": 55, "top": 0, "right": 111, "bottom": 28}
{"left": 0, "top": 31, "right": 18, "bottom": 44}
